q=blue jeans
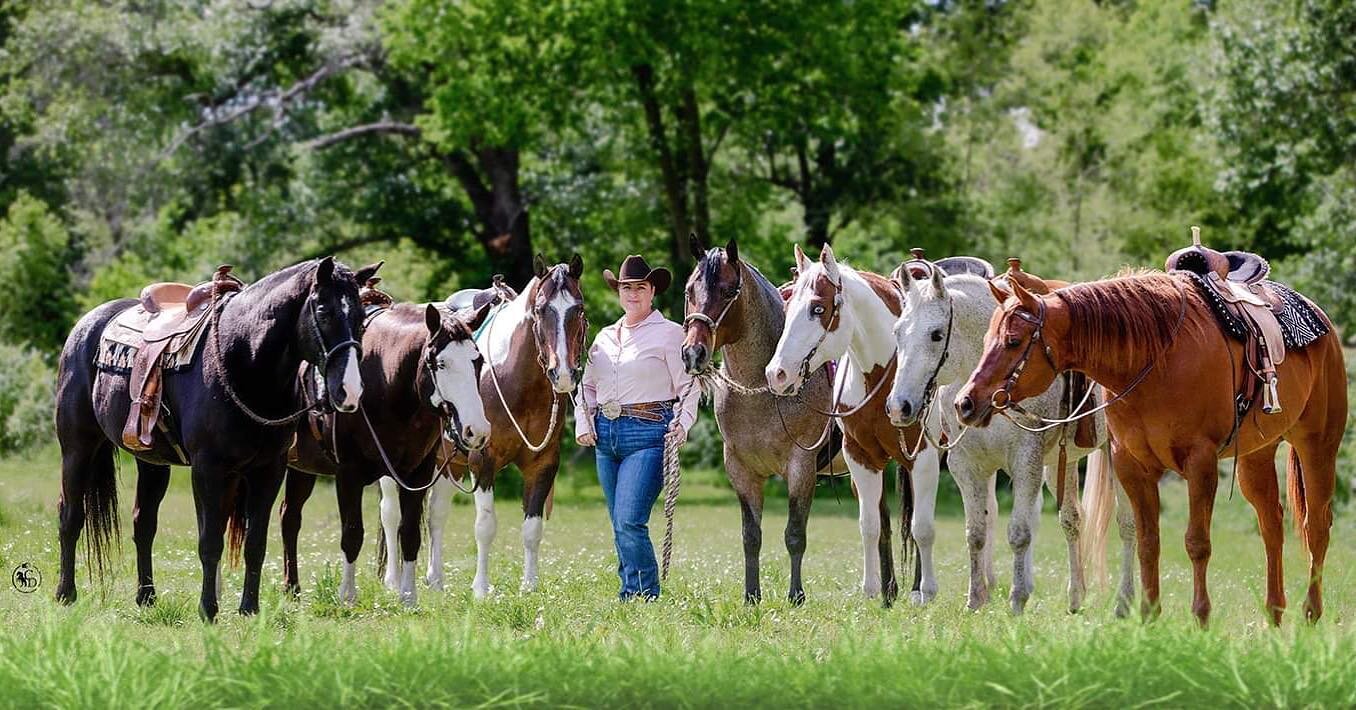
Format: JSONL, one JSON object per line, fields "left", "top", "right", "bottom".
{"left": 594, "top": 410, "right": 671, "bottom": 600}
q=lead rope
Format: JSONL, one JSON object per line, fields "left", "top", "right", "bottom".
{"left": 660, "top": 377, "right": 699, "bottom": 581}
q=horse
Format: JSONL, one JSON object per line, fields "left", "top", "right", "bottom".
{"left": 279, "top": 301, "right": 494, "bottom": 606}
{"left": 955, "top": 271, "right": 1347, "bottom": 625}
{"left": 378, "top": 255, "right": 588, "bottom": 597}
{"left": 885, "top": 256, "right": 1134, "bottom": 614}
{"left": 765, "top": 243, "right": 941, "bottom": 606}
{"left": 54, "top": 257, "right": 376, "bottom": 621}
{"left": 679, "top": 235, "right": 842, "bottom": 604}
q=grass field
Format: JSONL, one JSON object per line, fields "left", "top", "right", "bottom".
{"left": 1, "top": 442, "right": 1354, "bottom": 708}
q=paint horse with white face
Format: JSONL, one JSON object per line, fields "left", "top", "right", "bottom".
{"left": 765, "top": 244, "right": 941, "bottom": 606}
{"left": 380, "top": 255, "right": 588, "bottom": 598}
{"left": 282, "top": 299, "right": 493, "bottom": 606}
{"left": 886, "top": 254, "right": 1134, "bottom": 615}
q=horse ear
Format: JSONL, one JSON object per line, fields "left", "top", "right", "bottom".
{"left": 819, "top": 243, "right": 841, "bottom": 282}
{"left": 355, "top": 260, "right": 384, "bottom": 287}
{"left": 316, "top": 256, "right": 336, "bottom": 286}
{"left": 793, "top": 243, "right": 809, "bottom": 273}
{"left": 425, "top": 303, "right": 442, "bottom": 334}
{"left": 929, "top": 263, "right": 946, "bottom": 296}
{"left": 725, "top": 238, "right": 739, "bottom": 265}
{"left": 1010, "top": 279, "right": 1041, "bottom": 313}
{"left": 988, "top": 279, "right": 1011, "bottom": 305}
{"left": 533, "top": 254, "right": 548, "bottom": 279}
{"left": 464, "top": 299, "right": 494, "bottom": 332}
{"left": 568, "top": 253, "right": 584, "bottom": 279}
{"left": 689, "top": 232, "right": 706, "bottom": 262}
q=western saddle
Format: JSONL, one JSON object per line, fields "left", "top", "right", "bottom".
{"left": 121, "top": 265, "right": 243, "bottom": 452}
{"left": 1165, "top": 226, "right": 1285, "bottom": 415}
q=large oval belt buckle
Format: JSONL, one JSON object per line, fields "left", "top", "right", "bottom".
{"left": 600, "top": 401, "right": 622, "bottom": 419}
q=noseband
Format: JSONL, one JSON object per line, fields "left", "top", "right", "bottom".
{"left": 989, "top": 298, "right": 1057, "bottom": 412}
{"left": 682, "top": 260, "right": 744, "bottom": 349}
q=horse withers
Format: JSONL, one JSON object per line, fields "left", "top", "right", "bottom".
{"left": 955, "top": 264, "right": 1346, "bottom": 626}
{"left": 379, "top": 255, "right": 588, "bottom": 597}
{"left": 281, "top": 299, "right": 493, "bottom": 606}
{"left": 680, "top": 234, "right": 840, "bottom": 605}
{"left": 55, "top": 257, "right": 376, "bottom": 621}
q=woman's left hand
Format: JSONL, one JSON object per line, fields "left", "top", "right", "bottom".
{"left": 666, "top": 423, "right": 687, "bottom": 446}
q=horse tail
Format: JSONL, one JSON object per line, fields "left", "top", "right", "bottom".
{"left": 1079, "top": 443, "right": 1115, "bottom": 588}
{"left": 226, "top": 479, "right": 246, "bottom": 568}
{"left": 898, "top": 464, "right": 920, "bottom": 593}
{"left": 82, "top": 447, "right": 121, "bottom": 584}
{"left": 1287, "top": 446, "right": 1308, "bottom": 552}
{"left": 375, "top": 522, "right": 388, "bottom": 578}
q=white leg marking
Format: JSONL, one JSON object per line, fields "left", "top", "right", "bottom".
{"left": 400, "top": 559, "right": 417, "bottom": 607}
{"left": 339, "top": 559, "right": 357, "bottom": 606}
{"left": 844, "top": 451, "right": 883, "bottom": 599}
{"left": 378, "top": 477, "right": 401, "bottom": 591}
{"left": 471, "top": 487, "right": 497, "bottom": 599}
{"left": 1114, "top": 478, "right": 1138, "bottom": 618}
{"left": 909, "top": 447, "right": 941, "bottom": 606}
{"left": 521, "top": 515, "right": 544, "bottom": 594}
{"left": 425, "top": 477, "right": 452, "bottom": 591}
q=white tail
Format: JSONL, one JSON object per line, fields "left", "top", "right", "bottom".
{"left": 1079, "top": 443, "right": 1115, "bottom": 588}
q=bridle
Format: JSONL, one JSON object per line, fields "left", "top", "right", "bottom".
{"left": 682, "top": 258, "right": 744, "bottom": 348}
{"left": 893, "top": 265, "right": 972, "bottom": 460}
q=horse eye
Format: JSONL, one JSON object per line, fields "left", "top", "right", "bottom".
{"left": 931, "top": 329, "right": 943, "bottom": 342}
{"left": 1006, "top": 336, "right": 1022, "bottom": 349}
{"left": 811, "top": 305, "right": 825, "bottom": 316}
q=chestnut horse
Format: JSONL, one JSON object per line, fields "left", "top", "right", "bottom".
{"left": 379, "top": 256, "right": 588, "bottom": 597}
{"left": 766, "top": 244, "right": 940, "bottom": 606}
{"left": 956, "top": 271, "right": 1346, "bottom": 625}
{"left": 680, "top": 235, "right": 841, "bottom": 604}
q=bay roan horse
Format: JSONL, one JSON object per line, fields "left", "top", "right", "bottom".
{"left": 281, "top": 301, "right": 493, "bottom": 606}
{"left": 55, "top": 257, "right": 375, "bottom": 621}
{"left": 680, "top": 235, "right": 842, "bottom": 605}
{"left": 379, "top": 255, "right": 587, "bottom": 597}
{"left": 765, "top": 244, "right": 940, "bottom": 606}
{"left": 886, "top": 258, "right": 1131, "bottom": 615}
{"left": 956, "top": 271, "right": 1347, "bottom": 625}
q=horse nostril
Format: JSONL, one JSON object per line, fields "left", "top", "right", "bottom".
{"left": 958, "top": 395, "right": 974, "bottom": 419}
{"left": 899, "top": 400, "right": 913, "bottom": 419}
{"left": 771, "top": 368, "right": 787, "bottom": 385}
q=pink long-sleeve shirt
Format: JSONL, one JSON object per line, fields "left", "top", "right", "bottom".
{"left": 574, "top": 309, "right": 700, "bottom": 439}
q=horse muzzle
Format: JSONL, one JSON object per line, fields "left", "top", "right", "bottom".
{"left": 682, "top": 343, "right": 710, "bottom": 375}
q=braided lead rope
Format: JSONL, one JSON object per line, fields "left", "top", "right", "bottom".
{"left": 660, "top": 377, "right": 700, "bottom": 581}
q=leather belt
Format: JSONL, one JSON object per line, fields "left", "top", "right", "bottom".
{"left": 598, "top": 400, "right": 672, "bottom": 422}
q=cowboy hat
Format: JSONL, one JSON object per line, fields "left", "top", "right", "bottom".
{"left": 603, "top": 254, "right": 672, "bottom": 294}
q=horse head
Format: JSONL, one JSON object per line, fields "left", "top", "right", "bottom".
{"left": 765, "top": 243, "right": 850, "bottom": 396}
{"left": 424, "top": 302, "right": 493, "bottom": 451}
{"left": 681, "top": 233, "right": 745, "bottom": 375}
{"left": 527, "top": 254, "right": 587, "bottom": 394}
{"left": 887, "top": 258, "right": 954, "bottom": 428}
{"left": 306, "top": 256, "right": 381, "bottom": 413}
{"left": 955, "top": 278, "right": 1068, "bottom": 427}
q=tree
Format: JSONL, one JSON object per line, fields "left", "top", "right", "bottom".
{"left": 0, "top": 194, "right": 75, "bottom": 351}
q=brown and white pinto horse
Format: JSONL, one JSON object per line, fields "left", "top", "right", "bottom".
{"left": 379, "top": 255, "right": 588, "bottom": 597}
{"left": 765, "top": 244, "right": 939, "bottom": 606}
{"left": 956, "top": 272, "right": 1346, "bottom": 625}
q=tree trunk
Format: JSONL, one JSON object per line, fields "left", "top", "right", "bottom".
{"left": 444, "top": 147, "right": 535, "bottom": 288}
{"left": 633, "top": 63, "right": 690, "bottom": 247}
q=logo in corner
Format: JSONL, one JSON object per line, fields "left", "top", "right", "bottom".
{"left": 11, "top": 563, "right": 41, "bottom": 594}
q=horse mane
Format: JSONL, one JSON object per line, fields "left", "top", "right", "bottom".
{"left": 1053, "top": 270, "right": 1190, "bottom": 368}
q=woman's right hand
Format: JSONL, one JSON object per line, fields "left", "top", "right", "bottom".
{"left": 577, "top": 433, "right": 597, "bottom": 447}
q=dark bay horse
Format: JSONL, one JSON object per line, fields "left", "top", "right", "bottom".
{"left": 281, "top": 301, "right": 493, "bottom": 606}
{"left": 55, "top": 257, "right": 375, "bottom": 621}
{"left": 956, "top": 272, "right": 1346, "bottom": 625}
{"left": 680, "top": 235, "right": 841, "bottom": 604}
{"left": 380, "top": 255, "right": 587, "bottom": 597}
{"left": 765, "top": 244, "right": 938, "bottom": 607}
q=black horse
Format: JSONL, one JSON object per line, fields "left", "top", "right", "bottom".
{"left": 54, "top": 257, "right": 377, "bottom": 621}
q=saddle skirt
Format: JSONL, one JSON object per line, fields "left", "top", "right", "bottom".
{"left": 95, "top": 291, "right": 214, "bottom": 375}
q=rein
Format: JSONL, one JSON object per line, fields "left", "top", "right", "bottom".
{"left": 211, "top": 274, "right": 359, "bottom": 427}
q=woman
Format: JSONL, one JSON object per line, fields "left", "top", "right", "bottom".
{"left": 575, "top": 254, "right": 699, "bottom": 600}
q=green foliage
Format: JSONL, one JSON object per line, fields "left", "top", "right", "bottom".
{"left": 0, "top": 193, "right": 75, "bottom": 351}
{"left": 0, "top": 341, "right": 55, "bottom": 453}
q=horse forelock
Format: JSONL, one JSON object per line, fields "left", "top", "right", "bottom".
{"left": 1054, "top": 271, "right": 1190, "bottom": 369}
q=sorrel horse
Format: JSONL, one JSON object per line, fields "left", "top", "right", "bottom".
{"left": 886, "top": 257, "right": 1133, "bottom": 614}
{"left": 379, "top": 255, "right": 587, "bottom": 597}
{"left": 280, "top": 301, "right": 493, "bottom": 606}
{"left": 956, "top": 271, "right": 1346, "bottom": 625}
{"left": 765, "top": 244, "right": 941, "bottom": 606}
{"left": 55, "top": 257, "right": 375, "bottom": 621}
{"left": 680, "top": 235, "right": 841, "bottom": 604}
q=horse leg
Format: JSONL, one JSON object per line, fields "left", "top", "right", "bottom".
{"left": 471, "top": 470, "right": 498, "bottom": 600}
{"left": 376, "top": 477, "right": 401, "bottom": 591}
{"left": 1236, "top": 442, "right": 1285, "bottom": 625}
{"left": 1182, "top": 451, "right": 1219, "bottom": 627}
{"left": 190, "top": 466, "right": 230, "bottom": 622}
{"left": 1112, "top": 477, "right": 1137, "bottom": 618}
{"left": 1291, "top": 436, "right": 1339, "bottom": 624}
{"left": 844, "top": 450, "right": 883, "bottom": 600}
{"left": 519, "top": 462, "right": 556, "bottom": 594}
{"left": 1113, "top": 447, "right": 1162, "bottom": 621}
{"left": 239, "top": 466, "right": 285, "bottom": 616}
{"left": 1008, "top": 448, "right": 1044, "bottom": 615}
{"left": 396, "top": 484, "right": 426, "bottom": 606}
{"left": 908, "top": 447, "right": 940, "bottom": 606}
{"left": 785, "top": 456, "right": 816, "bottom": 606}
{"left": 1048, "top": 454, "right": 1085, "bottom": 613}
{"left": 950, "top": 459, "right": 991, "bottom": 610}
{"left": 55, "top": 442, "right": 113, "bottom": 605}
{"left": 335, "top": 472, "right": 364, "bottom": 606}
{"left": 133, "top": 460, "right": 171, "bottom": 606}
{"left": 727, "top": 457, "right": 764, "bottom": 604}
{"left": 422, "top": 476, "right": 453, "bottom": 590}
{"left": 280, "top": 468, "right": 316, "bottom": 596}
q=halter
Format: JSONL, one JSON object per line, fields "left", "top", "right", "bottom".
{"left": 682, "top": 259, "right": 744, "bottom": 348}
{"left": 794, "top": 272, "right": 845, "bottom": 388}
{"left": 988, "top": 298, "right": 1058, "bottom": 413}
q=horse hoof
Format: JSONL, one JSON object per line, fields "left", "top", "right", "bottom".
{"left": 136, "top": 588, "right": 157, "bottom": 607}
{"left": 55, "top": 585, "right": 77, "bottom": 606}
{"left": 239, "top": 603, "right": 260, "bottom": 616}
{"left": 912, "top": 590, "right": 936, "bottom": 607}
{"left": 426, "top": 575, "right": 445, "bottom": 592}
{"left": 284, "top": 582, "right": 301, "bottom": 598}
{"left": 788, "top": 590, "right": 806, "bottom": 607}
{"left": 472, "top": 579, "right": 490, "bottom": 599}
{"left": 199, "top": 604, "right": 219, "bottom": 623}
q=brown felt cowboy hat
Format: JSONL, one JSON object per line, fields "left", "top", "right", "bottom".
{"left": 603, "top": 255, "right": 672, "bottom": 294}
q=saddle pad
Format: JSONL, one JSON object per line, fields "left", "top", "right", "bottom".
{"left": 95, "top": 305, "right": 212, "bottom": 375}
{"left": 1181, "top": 272, "right": 1330, "bottom": 351}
